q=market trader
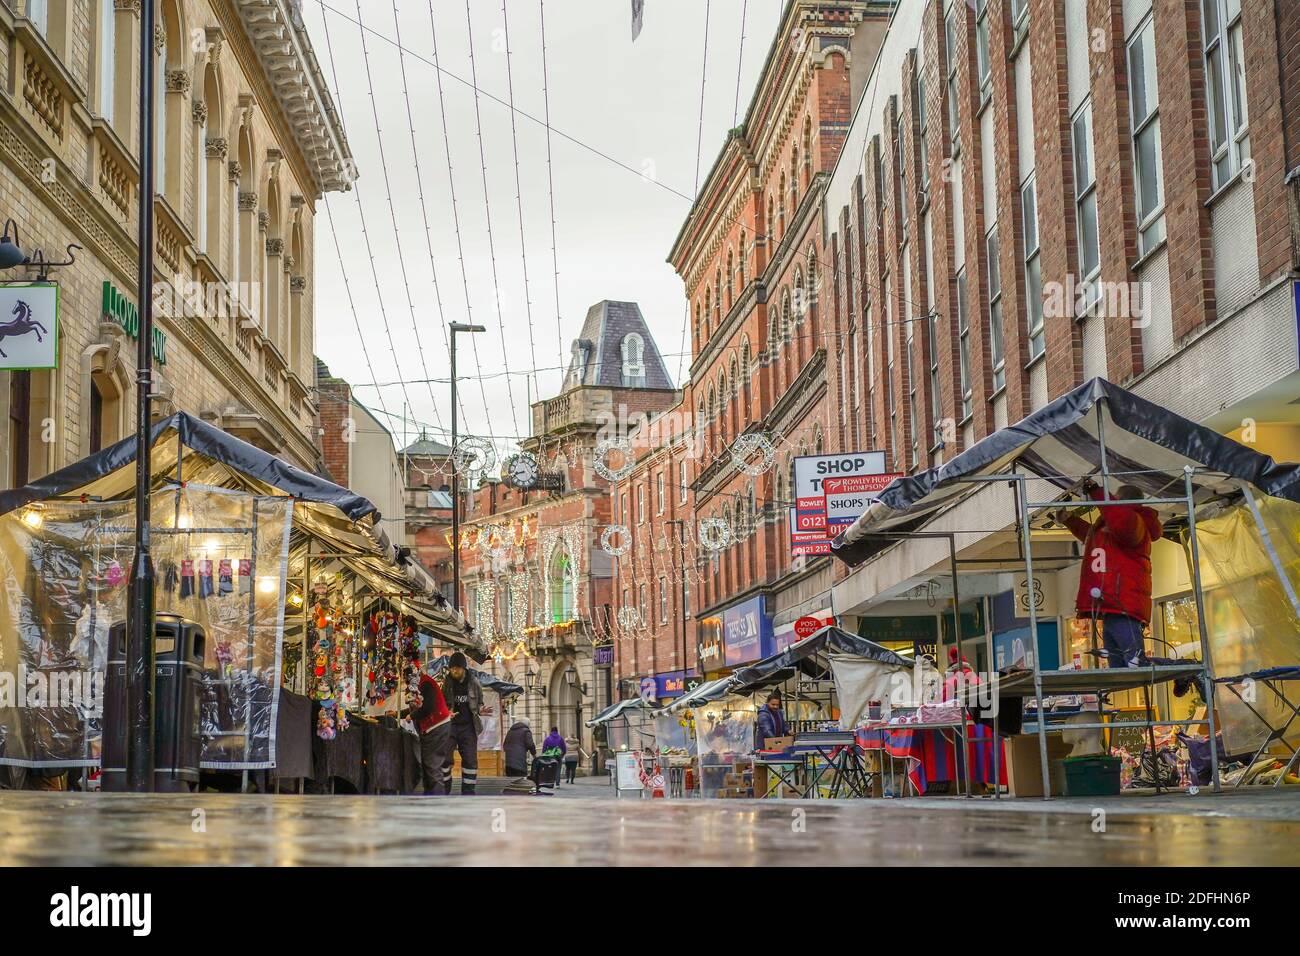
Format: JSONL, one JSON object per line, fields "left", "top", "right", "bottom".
{"left": 755, "top": 690, "right": 789, "bottom": 749}
{"left": 441, "top": 652, "right": 484, "bottom": 795}
{"left": 1054, "top": 480, "right": 1163, "bottom": 669}
{"left": 402, "top": 666, "right": 452, "bottom": 795}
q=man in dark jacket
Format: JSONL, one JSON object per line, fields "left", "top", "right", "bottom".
{"left": 440, "top": 652, "right": 484, "bottom": 794}
{"left": 1055, "top": 482, "right": 1163, "bottom": 669}
{"left": 402, "top": 669, "right": 452, "bottom": 794}
{"left": 502, "top": 717, "right": 536, "bottom": 778}
{"left": 755, "top": 690, "right": 789, "bottom": 749}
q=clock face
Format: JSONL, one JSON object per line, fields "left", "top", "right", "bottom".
{"left": 507, "top": 454, "right": 540, "bottom": 490}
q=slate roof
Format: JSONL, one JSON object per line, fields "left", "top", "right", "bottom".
{"left": 563, "top": 300, "right": 674, "bottom": 390}
{"left": 401, "top": 431, "right": 453, "bottom": 457}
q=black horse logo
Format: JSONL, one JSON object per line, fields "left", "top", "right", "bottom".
{"left": 0, "top": 300, "right": 49, "bottom": 358}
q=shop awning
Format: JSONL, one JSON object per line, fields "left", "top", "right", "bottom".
{"left": 586, "top": 697, "right": 652, "bottom": 726}
{"left": 0, "top": 412, "right": 480, "bottom": 654}
{"left": 658, "top": 677, "right": 738, "bottom": 715}
{"left": 728, "top": 626, "right": 913, "bottom": 694}
{"left": 832, "top": 378, "right": 1300, "bottom": 567}
{"left": 426, "top": 656, "right": 523, "bottom": 697}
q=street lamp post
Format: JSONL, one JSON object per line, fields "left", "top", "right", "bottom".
{"left": 127, "top": 0, "right": 159, "bottom": 792}
{"left": 448, "top": 322, "right": 485, "bottom": 615}
{"left": 667, "top": 519, "right": 691, "bottom": 688}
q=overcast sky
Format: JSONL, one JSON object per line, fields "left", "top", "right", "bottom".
{"left": 303, "top": 0, "right": 783, "bottom": 452}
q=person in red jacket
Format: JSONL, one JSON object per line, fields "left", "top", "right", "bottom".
{"left": 402, "top": 669, "right": 452, "bottom": 794}
{"left": 1054, "top": 480, "right": 1163, "bottom": 669}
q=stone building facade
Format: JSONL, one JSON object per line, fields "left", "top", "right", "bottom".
{"left": 0, "top": 0, "right": 351, "bottom": 488}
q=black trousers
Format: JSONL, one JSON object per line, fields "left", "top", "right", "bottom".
{"left": 418, "top": 724, "right": 451, "bottom": 794}
{"left": 564, "top": 758, "right": 578, "bottom": 784}
{"left": 442, "top": 721, "right": 479, "bottom": 794}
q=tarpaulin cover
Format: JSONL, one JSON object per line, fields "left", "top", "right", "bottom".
{"left": 1190, "top": 493, "right": 1300, "bottom": 753}
{"left": 657, "top": 677, "right": 734, "bottom": 715}
{"left": 728, "top": 626, "right": 913, "bottom": 694}
{"left": 587, "top": 697, "right": 651, "bottom": 726}
{"left": 426, "top": 656, "right": 523, "bottom": 697}
{"left": 831, "top": 654, "right": 941, "bottom": 729}
{"left": 0, "top": 487, "right": 291, "bottom": 769}
{"left": 832, "top": 378, "right": 1300, "bottom": 566}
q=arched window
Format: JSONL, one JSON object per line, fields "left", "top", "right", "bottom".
{"left": 549, "top": 548, "right": 575, "bottom": 623}
{"left": 234, "top": 124, "right": 255, "bottom": 317}
{"left": 697, "top": 399, "right": 706, "bottom": 444}
{"left": 729, "top": 355, "right": 738, "bottom": 398}
{"left": 714, "top": 270, "right": 722, "bottom": 320}
{"left": 790, "top": 149, "right": 799, "bottom": 206}
{"left": 807, "top": 248, "right": 818, "bottom": 298}
{"left": 793, "top": 267, "right": 805, "bottom": 322}
{"left": 739, "top": 229, "right": 747, "bottom": 286}
{"left": 718, "top": 373, "right": 728, "bottom": 442}
{"left": 289, "top": 220, "right": 305, "bottom": 373}
{"left": 803, "top": 115, "right": 813, "bottom": 184}
{"left": 704, "top": 288, "right": 711, "bottom": 340}
{"left": 693, "top": 301, "right": 701, "bottom": 349}
{"left": 158, "top": 1, "right": 185, "bottom": 207}
{"left": 814, "top": 423, "right": 824, "bottom": 456}
{"left": 265, "top": 178, "right": 283, "bottom": 347}
{"left": 726, "top": 248, "right": 734, "bottom": 306}
{"left": 198, "top": 65, "right": 222, "bottom": 258}
{"left": 778, "top": 173, "right": 787, "bottom": 235}
{"left": 740, "top": 337, "right": 752, "bottom": 396}
{"left": 620, "top": 332, "right": 646, "bottom": 386}
{"left": 767, "top": 196, "right": 775, "bottom": 241}
{"left": 781, "top": 288, "right": 792, "bottom": 342}
{"left": 96, "top": 0, "right": 117, "bottom": 126}
{"left": 707, "top": 384, "right": 715, "bottom": 428}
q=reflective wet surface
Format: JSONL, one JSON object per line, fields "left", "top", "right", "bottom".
{"left": 1, "top": 784, "right": 1296, "bottom": 866}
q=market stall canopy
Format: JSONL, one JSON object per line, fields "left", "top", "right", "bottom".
{"left": 658, "top": 677, "right": 737, "bottom": 715}
{"left": 427, "top": 656, "right": 523, "bottom": 696}
{"left": 0, "top": 412, "right": 479, "bottom": 653}
{"left": 832, "top": 378, "right": 1300, "bottom": 567}
{"left": 586, "top": 697, "right": 653, "bottom": 726}
{"left": 728, "top": 626, "right": 913, "bottom": 695}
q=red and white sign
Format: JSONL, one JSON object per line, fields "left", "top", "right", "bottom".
{"left": 794, "top": 616, "right": 827, "bottom": 639}
{"left": 789, "top": 452, "right": 889, "bottom": 556}
{"left": 822, "top": 473, "right": 902, "bottom": 530}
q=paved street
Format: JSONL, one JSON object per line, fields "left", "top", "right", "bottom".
{"left": 1, "top": 785, "right": 1296, "bottom": 866}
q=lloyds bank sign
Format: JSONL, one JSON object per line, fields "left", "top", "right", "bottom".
{"left": 101, "top": 281, "right": 167, "bottom": 365}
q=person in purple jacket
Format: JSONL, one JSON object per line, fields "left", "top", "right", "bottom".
{"left": 541, "top": 726, "right": 566, "bottom": 779}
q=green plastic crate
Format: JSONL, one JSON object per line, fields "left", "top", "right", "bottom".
{"left": 1062, "top": 755, "right": 1122, "bottom": 796}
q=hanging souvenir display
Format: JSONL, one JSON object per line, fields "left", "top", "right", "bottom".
{"left": 316, "top": 704, "right": 336, "bottom": 740}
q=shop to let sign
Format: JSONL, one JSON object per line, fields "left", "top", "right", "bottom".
{"left": 0, "top": 282, "right": 59, "bottom": 370}
{"left": 788, "top": 452, "right": 893, "bottom": 556}
{"left": 822, "top": 473, "right": 903, "bottom": 530}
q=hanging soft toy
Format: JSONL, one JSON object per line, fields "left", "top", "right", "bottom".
{"left": 316, "top": 705, "right": 336, "bottom": 740}
{"left": 215, "top": 640, "right": 234, "bottom": 678}
{"left": 335, "top": 706, "right": 350, "bottom": 732}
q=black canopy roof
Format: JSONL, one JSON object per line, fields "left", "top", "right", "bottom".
{"left": 728, "top": 626, "right": 913, "bottom": 694}
{"left": 832, "top": 378, "right": 1300, "bottom": 566}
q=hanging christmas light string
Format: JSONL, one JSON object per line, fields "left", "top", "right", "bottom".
{"left": 389, "top": 0, "right": 468, "bottom": 428}
{"left": 538, "top": 0, "right": 567, "bottom": 385}
{"left": 424, "top": 0, "right": 501, "bottom": 447}
{"left": 320, "top": 4, "right": 419, "bottom": 426}
{"left": 500, "top": 0, "right": 542, "bottom": 402}
{"left": 464, "top": 0, "right": 522, "bottom": 439}
{"left": 679, "top": 0, "right": 713, "bottom": 385}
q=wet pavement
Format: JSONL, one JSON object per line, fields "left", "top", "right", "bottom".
{"left": 1, "top": 783, "right": 1297, "bottom": 866}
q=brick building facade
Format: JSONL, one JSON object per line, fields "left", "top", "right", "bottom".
{"left": 0, "top": 0, "right": 350, "bottom": 488}
{"left": 459, "top": 301, "right": 678, "bottom": 752}
{"left": 826, "top": 0, "right": 1300, "bottom": 625}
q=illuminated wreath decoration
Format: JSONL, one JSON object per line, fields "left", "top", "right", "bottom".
{"left": 593, "top": 438, "right": 634, "bottom": 482}
{"left": 599, "top": 524, "right": 631, "bottom": 557}
{"left": 453, "top": 436, "right": 497, "bottom": 479}
{"left": 698, "top": 517, "right": 733, "bottom": 552}
{"left": 730, "top": 432, "right": 777, "bottom": 477}
{"left": 616, "top": 606, "right": 642, "bottom": 630}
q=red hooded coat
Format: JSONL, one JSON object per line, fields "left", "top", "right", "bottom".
{"left": 1063, "top": 487, "right": 1163, "bottom": 623}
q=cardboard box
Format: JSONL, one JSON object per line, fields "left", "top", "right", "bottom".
{"left": 1005, "top": 732, "right": 1073, "bottom": 797}
{"left": 763, "top": 735, "right": 795, "bottom": 751}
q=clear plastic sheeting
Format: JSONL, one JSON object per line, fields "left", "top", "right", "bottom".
{"left": 694, "top": 702, "right": 756, "bottom": 798}
{"left": 652, "top": 712, "right": 695, "bottom": 756}
{"left": 1191, "top": 494, "right": 1300, "bottom": 753}
{"left": 0, "top": 487, "right": 290, "bottom": 770}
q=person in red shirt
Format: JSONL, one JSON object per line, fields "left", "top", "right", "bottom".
{"left": 1054, "top": 481, "right": 1163, "bottom": 669}
{"left": 402, "top": 669, "right": 452, "bottom": 794}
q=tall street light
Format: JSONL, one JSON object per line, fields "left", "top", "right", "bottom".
{"left": 127, "top": 0, "right": 159, "bottom": 792}
{"left": 666, "top": 519, "right": 691, "bottom": 691}
{"left": 449, "top": 322, "right": 484, "bottom": 615}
